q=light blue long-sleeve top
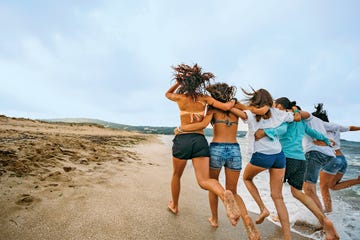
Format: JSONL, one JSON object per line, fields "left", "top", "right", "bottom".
{"left": 264, "top": 120, "right": 330, "bottom": 160}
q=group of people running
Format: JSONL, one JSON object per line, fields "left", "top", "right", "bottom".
{"left": 165, "top": 63, "right": 360, "bottom": 240}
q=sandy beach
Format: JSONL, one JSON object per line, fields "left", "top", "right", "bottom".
{"left": 0, "top": 115, "right": 312, "bottom": 240}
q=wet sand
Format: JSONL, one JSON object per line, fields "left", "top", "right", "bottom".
{"left": 0, "top": 115, "right": 312, "bottom": 239}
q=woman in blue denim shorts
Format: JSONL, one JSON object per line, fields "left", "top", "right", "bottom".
{"left": 312, "top": 104, "right": 360, "bottom": 212}
{"left": 166, "top": 64, "right": 241, "bottom": 227}
{"left": 180, "top": 83, "right": 268, "bottom": 240}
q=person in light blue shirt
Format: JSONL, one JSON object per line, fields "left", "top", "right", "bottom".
{"left": 254, "top": 97, "right": 339, "bottom": 240}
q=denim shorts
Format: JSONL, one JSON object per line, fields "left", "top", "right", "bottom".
{"left": 209, "top": 142, "right": 242, "bottom": 171}
{"left": 321, "top": 155, "right": 347, "bottom": 175}
{"left": 304, "top": 151, "right": 336, "bottom": 183}
{"left": 250, "top": 151, "right": 286, "bottom": 169}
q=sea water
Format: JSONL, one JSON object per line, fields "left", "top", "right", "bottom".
{"left": 161, "top": 135, "right": 360, "bottom": 240}
{"left": 225, "top": 137, "right": 360, "bottom": 240}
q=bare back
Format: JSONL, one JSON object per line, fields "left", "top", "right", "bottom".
{"left": 211, "top": 109, "right": 239, "bottom": 143}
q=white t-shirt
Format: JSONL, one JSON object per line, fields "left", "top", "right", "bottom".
{"left": 303, "top": 115, "right": 336, "bottom": 157}
{"left": 244, "top": 108, "right": 294, "bottom": 155}
{"left": 323, "top": 121, "right": 349, "bottom": 150}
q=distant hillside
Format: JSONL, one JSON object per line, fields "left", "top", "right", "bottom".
{"left": 43, "top": 118, "right": 247, "bottom": 137}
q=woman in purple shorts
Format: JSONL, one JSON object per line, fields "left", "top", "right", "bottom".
{"left": 165, "top": 63, "right": 241, "bottom": 226}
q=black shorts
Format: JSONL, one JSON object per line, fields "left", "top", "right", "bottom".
{"left": 284, "top": 158, "right": 306, "bottom": 190}
{"left": 172, "top": 133, "right": 210, "bottom": 160}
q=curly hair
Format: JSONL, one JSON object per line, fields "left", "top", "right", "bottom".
{"left": 172, "top": 63, "right": 215, "bottom": 99}
{"left": 206, "top": 82, "right": 237, "bottom": 103}
{"left": 242, "top": 87, "right": 273, "bottom": 121}
{"left": 312, "top": 103, "right": 329, "bottom": 122}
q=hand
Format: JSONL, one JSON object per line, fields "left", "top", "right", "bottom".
{"left": 174, "top": 127, "right": 181, "bottom": 135}
{"left": 254, "top": 129, "right": 266, "bottom": 141}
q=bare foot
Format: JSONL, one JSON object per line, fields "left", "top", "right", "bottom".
{"left": 208, "top": 217, "right": 218, "bottom": 228}
{"left": 255, "top": 208, "right": 269, "bottom": 224}
{"left": 224, "top": 190, "right": 241, "bottom": 226}
{"left": 167, "top": 200, "right": 178, "bottom": 215}
{"left": 270, "top": 214, "right": 280, "bottom": 222}
{"left": 243, "top": 215, "right": 261, "bottom": 240}
{"left": 323, "top": 218, "right": 339, "bottom": 240}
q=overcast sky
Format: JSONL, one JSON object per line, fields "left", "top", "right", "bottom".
{"left": 1, "top": 1, "right": 359, "bottom": 141}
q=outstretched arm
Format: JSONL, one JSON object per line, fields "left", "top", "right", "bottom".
{"left": 350, "top": 126, "right": 360, "bottom": 131}
{"left": 179, "top": 111, "right": 213, "bottom": 132}
{"left": 305, "top": 125, "right": 331, "bottom": 146}
{"left": 229, "top": 107, "right": 248, "bottom": 120}
{"left": 255, "top": 122, "right": 288, "bottom": 141}
{"left": 234, "top": 102, "right": 269, "bottom": 115}
{"left": 206, "top": 96, "right": 236, "bottom": 111}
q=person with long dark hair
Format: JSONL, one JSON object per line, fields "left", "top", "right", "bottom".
{"left": 178, "top": 82, "right": 263, "bottom": 239}
{"left": 165, "top": 64, "right": 240, "bottom": 226}
{"left": 312, "top": 103, "right": 360, "bottom": 213}
{"left": 255, "top": 98, "right": 339, "bottom": 240}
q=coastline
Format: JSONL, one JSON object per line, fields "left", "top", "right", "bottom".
{"left": 0, "top": 116, "right": 312, "bottom": 239}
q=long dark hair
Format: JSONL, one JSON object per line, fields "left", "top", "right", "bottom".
{"left": 242, "top": 87, "right": 272, "bottom": 121}
{"left": 275, "top": 97, "right": 297, "bottom": 110}
{"left": 206, "top": 82, "right": 236, "bottom": 103}
{"left": 172, "top": 63, "right": 215, "bottom": 99}
{"left": 312, "top": 103, "right": 329, "bottom": 122}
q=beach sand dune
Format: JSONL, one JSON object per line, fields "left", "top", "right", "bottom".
{"left": 0, "top": 116, "right": 311, "bottom": 239}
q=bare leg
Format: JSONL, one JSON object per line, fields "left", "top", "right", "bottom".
{"left": 331, "top": 174, "right": 360, "bottom": 190}
{"left": 168, "top": 157, "right": 187, "bottom": 214}
{"left": 243, "top": 163, "right": 269, "bottom": 224}
{"left": 319, "top": 171, "right": 336, "bottom": 212}
{"left": 303, "top": 181, "right": 323, "bottom": 212}
{"left": 269, "top": 168, "right": 291, "bottom": 240}
{"left": 290, "top": 186, "right": 339, "bottom": 239}
{"left": 192, "top": 157, "right": 240, "bottom": 226}
{"left": 208, "top": 168, "right": 221, "bottom": 227}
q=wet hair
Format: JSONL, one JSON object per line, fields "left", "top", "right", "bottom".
{"left": 206, "top": 82, "right": 237, "bottom": 103}
{"left": 312, "top": 103, "right": 329, "bottom": 122}
{"left": 172, "top": 63, "right": 215, "bottom": 99}
{"left": 242, "top": 87, "right": 273, "bottom": 121}
{"left": 275, "top": 97, "right": 297, "bottom": 110}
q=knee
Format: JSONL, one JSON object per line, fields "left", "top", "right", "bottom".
{"left": 226, "top": 186, "right": 237, "bottom": 194}
{"left": 303, "top": 185, "right": 315, "bottom": 195}
{"left": 270, "top": 192, "right": 283, "bottom": 202}
{"left": 290, "top": 187, "right": 299, "bottom": 198}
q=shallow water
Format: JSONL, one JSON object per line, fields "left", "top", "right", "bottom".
{"left": 161, "top": 135, "right": 359, "bottom": 239}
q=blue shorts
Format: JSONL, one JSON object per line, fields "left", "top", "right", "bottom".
{"left": 209, "top": 142, "right": 242, "bottom": 171}
{"left": 321, "top": 155, "right": 347, "bottom": 175}
{"left": 250, "top": 151, "right": 286, "bottom": 169}
{"left": 172, "top": 133, "right": 210, "bottom": 160}
{"left": 304, "top": 151, "right": 336, "bottom": 184}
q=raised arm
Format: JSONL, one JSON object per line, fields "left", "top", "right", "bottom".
{"left": 165, "top": 82, "right": 181, "bottom": 101}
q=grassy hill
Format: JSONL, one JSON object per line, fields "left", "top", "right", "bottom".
{"left": 43, "top": 118, "right": 247, "bottom": 137}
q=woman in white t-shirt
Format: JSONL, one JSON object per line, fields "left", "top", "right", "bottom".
{"left": 312, "top": 103, "right": 360, "bottom": 212}
{"left": 233, "top": 88, "right": 302, "bottom": 240}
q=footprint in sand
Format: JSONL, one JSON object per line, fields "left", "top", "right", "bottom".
{"left": 15, "top": 194, "right": 40, "bottom": 206}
